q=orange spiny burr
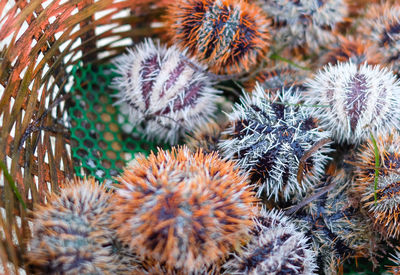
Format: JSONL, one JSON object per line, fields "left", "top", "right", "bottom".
{"left": 166, "top": 0, "right": 271, "bottom": 75}
{"left": 353, "top": 132, "right": 400, "bottom": 239}
{"left": 112, "top": 146, "right": 258, "bottom": 273}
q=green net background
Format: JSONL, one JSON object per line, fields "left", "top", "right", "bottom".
{"left": 68, "top": 63, "right": 166, "bottom": 185}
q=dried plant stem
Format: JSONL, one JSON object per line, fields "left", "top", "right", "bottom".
{"left": 285, "top": 177, "right": 339, "bottom": 215}
{"left": 297, "top": 138, "right": 332, "bottom": 186}
{"left": 270, "top": 53, "right": 311, "bottom": 71}
{"left": 370, "top": 132, "right": 380, "bottom": 205}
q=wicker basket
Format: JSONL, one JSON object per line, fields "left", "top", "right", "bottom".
{"left": 1, "top": 1, "right": 398, "bottom": 274}
{"left": 0, "top": 1, "right": 168, "bottom": 273}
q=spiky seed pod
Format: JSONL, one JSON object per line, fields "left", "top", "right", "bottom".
{"left": 321, "top": 37, "right": 383, "bottom": 67}
{"left": 219, "top": 84, "right": 331, "bottom": 202}
{"left": 112, "top": 147, "right": 257, "bottom": 273}
{"left": 353, "top": 131, "right": 400, "bottom": 191}
{"left": 364, "top": 173, "right": 400, "bottom": 239}
{"left": 184, "top": 121, "right": 228, "bottom": 154}
{"left": 358, "top": 3, "right": 400, "bottom": 73}
{"left": 223, "top": 208, "right": 317, "bottom": 275}
{"left": 27, "top": 178, "right": 138, "bottom": 274}
{"left": 259, "top": 0, "right": 348, "bottom": 51}
{"left": 353, "top": 132, "right": 400, "bottom": 239}
{"left": 112, "top": 39, "right": 220, "bottom": 144}
{"left": 167, "top": 0, "right": 271, "bottom": 74}
{"left": 246, "top": 64, "right": 311, "bottom": 93}
{"left": 295, "top": 171, "right": 380, "bottom": 275}
{"left": 305, "top": 62, "right": 400, "bottom": 144}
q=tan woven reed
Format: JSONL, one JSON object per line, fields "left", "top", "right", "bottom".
{"left": 0, "top": 1, "right": 167, "bottom": 273}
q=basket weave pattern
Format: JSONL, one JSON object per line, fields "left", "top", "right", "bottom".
{"left": 0, "top": 1, "right": 165, "bottom": 272}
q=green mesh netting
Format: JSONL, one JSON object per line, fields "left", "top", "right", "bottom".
{"left": 68, "top": 63, "right": 166, "bottom": 185}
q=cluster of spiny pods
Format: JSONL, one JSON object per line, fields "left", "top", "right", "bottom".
{"left": 27, "top": 0, "right": 400, "bottom": 274}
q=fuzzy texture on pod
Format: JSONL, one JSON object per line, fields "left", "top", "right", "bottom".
{"left": 305, "top": 62, "right": 400, "bottom": 144}
{"left": 112, "top": 147, "right": 257, "bottom": 273}
{"left": 353, "top": 132, "right": 400, "bottom": 239}
{"left": 295, "top": 171, "right": 380, "bottom": 275}
{"left": 112, "top": 39, "right": 220, "bottom": 144}
{"left": 167, "top": 0, "right": 271, "bottom": 74}
{"left": 219, "top": 84, "right": 331, "bottom": 202}
{"left": 358, "top": 3, "right": 400, "bottom": 73}
{"left": 27, "top": 178, "right": 139, "bottom": 274}
{"left": 321, "top": 37, "right": 383, "bottom": 67}
{"left": 259, "top": 0, "right": 348, "bottom": 51}
{"left": 223, "top": 208, "right": 317, "bottom": 275}
{"left": 184, "top": 121, "right": 228, "bottom": 154}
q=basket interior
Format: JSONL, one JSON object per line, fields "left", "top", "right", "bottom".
{"left": 69, "top": 63, "right": 166, "bottom": 185}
